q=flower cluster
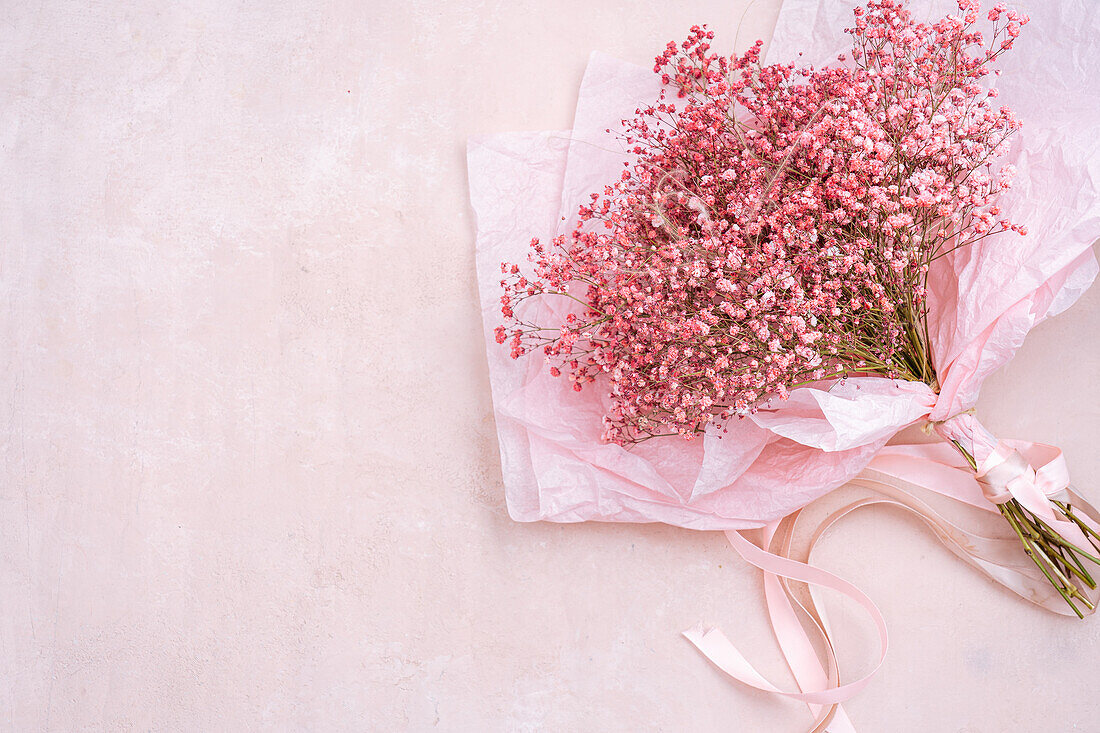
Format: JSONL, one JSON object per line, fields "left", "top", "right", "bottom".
{"left": 497, "top": 0, "right": 1028, "bottom": 445}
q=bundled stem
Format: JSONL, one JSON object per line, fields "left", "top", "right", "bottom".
{"left": 950, "top": 441, "right": 1100, "bottom": 617}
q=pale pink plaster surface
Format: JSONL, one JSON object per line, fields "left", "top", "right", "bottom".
{"left": 2, "top": 1, "right": 1099, "bottom": 731}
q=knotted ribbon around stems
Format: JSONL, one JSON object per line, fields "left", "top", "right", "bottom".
{"left": 685, "top": 413, "right": 1100, "bottom": 732}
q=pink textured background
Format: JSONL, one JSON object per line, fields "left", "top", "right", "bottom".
{"left": 2, "top": 1, "right": 1099, "bottom": 730}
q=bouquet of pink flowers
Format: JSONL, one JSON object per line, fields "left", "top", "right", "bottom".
{"left": 500, "top": 5, "right": 1025, "bottom": 442}
{"left": 471, "top": 0, "right": 1100, "bottom": 725}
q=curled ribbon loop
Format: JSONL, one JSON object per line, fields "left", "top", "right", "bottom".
{"left": 684, "top": 521, "right": 883, "bottom": 732}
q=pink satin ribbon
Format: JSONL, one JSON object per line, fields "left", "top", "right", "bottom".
{"left": 686, "top": 417, "right": 1100, "bottom": 732}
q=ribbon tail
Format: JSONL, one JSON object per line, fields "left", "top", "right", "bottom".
{"left": 762, "top": 518, "right": 858, "bottom": 733}
{"left": 683, "top": 523, "right": 888, "bottom": 731}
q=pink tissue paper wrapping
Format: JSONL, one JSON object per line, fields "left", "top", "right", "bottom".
{"left": 468, "top": 0, "right": 1100, "bottom": 530}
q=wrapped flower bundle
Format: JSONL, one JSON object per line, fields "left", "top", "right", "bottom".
{"left": 470, "top": 0, "right": 1100, "bottom": 724}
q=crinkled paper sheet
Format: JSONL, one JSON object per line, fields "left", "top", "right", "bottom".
{"left": 469, "top": 0, "right": 1100, "bottom": 529}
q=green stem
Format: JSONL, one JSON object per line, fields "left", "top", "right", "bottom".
{"left": 947, "top": 439, "right": 1099, "bottom": 615}
{"left": 1000, "top": 504, "right": 1084, "bottom": 618}
{"left": 1054, "top": 501, "right": 1100, "bottom": 555}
